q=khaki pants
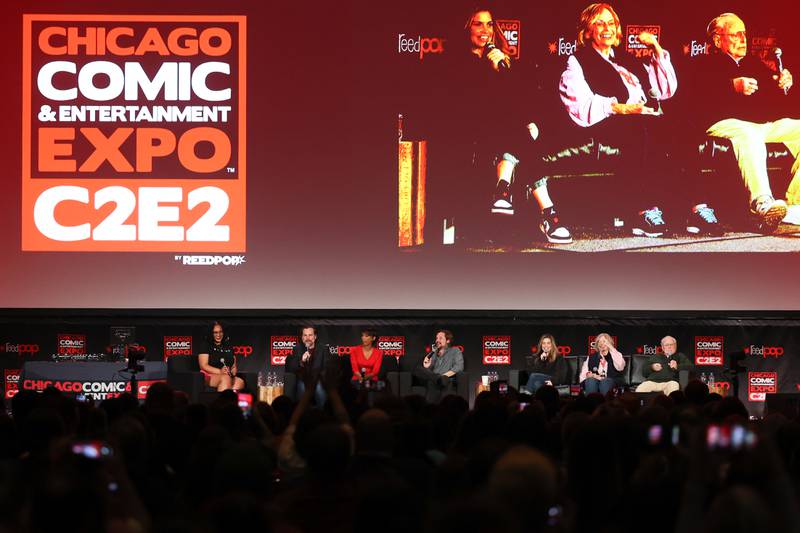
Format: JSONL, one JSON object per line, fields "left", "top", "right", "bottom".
{"left": 706, "top": 118, "right": 800, "bottom": 204}
{"left": 636, "top": 380, "right": 679, "bottom": 395}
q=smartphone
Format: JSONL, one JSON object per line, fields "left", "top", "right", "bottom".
{"left": 71, "top": 441, "right": 113, "bottom": 459}
{"left": 237, "top": 392, "right": 253, "bottom": 417}
{"left": 518, "top": 401, "right": 530, "bottom": 412}
{"left": 648, "top": 425, "right": 663, "bottom": 446}
{"left": 498, "top": 382, "right": 508, "bottom": 395}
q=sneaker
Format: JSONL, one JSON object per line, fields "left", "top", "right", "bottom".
{"left": 782, "top": 204, "right": 800, "bottom": 225}
{"left": 632, "top": 207, "right": 668, "bottom": 237}
{"left": 751, "top": 196, "right": 787, "bottom": 233}
{"left": 686, "top": 204, "right": 724, "bottom": 236}
{"left": 491, "top": 181, "right": 513, "bottom": 215}
{"left": 540, "top": 208, "right": 573, "bottom": 244}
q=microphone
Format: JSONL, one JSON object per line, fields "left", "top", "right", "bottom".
{"left": 774, "top": 48, "right": 788, "bottom": 96}
{"left": 648, "top": 88, "right": 663, "bottom": 115}
{"left": 485, "top": 42, "right": 509, "bottom": 70}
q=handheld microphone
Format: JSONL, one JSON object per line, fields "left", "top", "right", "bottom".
{"left": 774, "top": 48, "right": 788, "bottom": 95}
{"left": 647, "top": 88, "right": 663, "bottom": 115}
{"left": 485, "top": 42, "right": 509, "bottom": 70}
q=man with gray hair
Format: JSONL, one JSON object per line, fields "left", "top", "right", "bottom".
{"left": 636, "top": 336, "right": 693, "bottom": 395}
{"left": 692, "top": 12, "right": 799, "bottom": 232}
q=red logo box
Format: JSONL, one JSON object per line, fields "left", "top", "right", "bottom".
{"left": 22, "top": 14, "right": 247, "bottom": 252}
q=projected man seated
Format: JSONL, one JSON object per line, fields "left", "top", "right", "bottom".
{"left": 694, "top": 13, "right": 799, "bottom": 232}
{"left": 635, "top": 336, "right": 693, "bottom": 395}
{"left": 413, "top": 329, "right": 464, "bottom": 403}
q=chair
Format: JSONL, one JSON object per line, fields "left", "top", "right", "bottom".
{"left": 389, "top": 353, "right": 470, "bottom": 402}
{"left": 629, "top": 355, "right": 690, "bottom": 392}
{"left": 575, "top": 355, "right": 631, "bottom": 391}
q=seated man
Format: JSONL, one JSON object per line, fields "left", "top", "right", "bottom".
{"left": 636, "top": 336, "right": 693, "bottom": 395}
{"left": 693, "top": 12, "right": 799, "bottom": 232}
{"left": 284, "top": 325, "right": 328, "bottom": 406}
{"left": 412, "top": 329, "right": 464, "bottom": 403}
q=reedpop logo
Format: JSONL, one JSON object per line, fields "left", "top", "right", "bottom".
{"left": 397, "top": 34, "right": 445, "bottom": 59}
{"left": 744, "top": 345, "right": 784, "bottom": 358}
{"left": 547, "top": 36, "right": 577, "bottom": 56}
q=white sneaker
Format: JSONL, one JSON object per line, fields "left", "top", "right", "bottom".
{"left": 751, "top": 196, "right": 787, "bottom": 233}
{"left": 782, "top": 204, "right": 800, "bottom": 225}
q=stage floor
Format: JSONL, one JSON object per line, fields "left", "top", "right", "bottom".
{"left": 463, "top": 224, "right": 800, "bottom": 253}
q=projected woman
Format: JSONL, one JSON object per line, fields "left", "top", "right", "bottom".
{"left": 442, "top": 6, "right": 572, "bottom": 244}
{"left": 198, "top": 321, "right": 245, "bottom": 392}
{"left": 559, "top": 3, "right": 721, "bottom": 237}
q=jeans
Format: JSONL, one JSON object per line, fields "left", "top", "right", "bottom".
{"left": 296, "top": 380, "right": 327, "bottom": 406}
{"left": 524, "top": 373, "right": 552, "bottom": 394}
{"left": 583, "top": 377, "right": 616, "bottom": 395}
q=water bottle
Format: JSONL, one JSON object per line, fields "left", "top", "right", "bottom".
{"left": 700, "top": 372, "right": 707, "bottom": 384}
{"left": 258, "top": 371, "right": 267, "bottom": 388}
{"left": 708, "top": 372, "right": 715, "bottom": 388}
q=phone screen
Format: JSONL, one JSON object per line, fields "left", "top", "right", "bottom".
{"left": 71, "top": 441, "right": 113, "bottom": 459}
{"left": 237, "top": 392, "right": 253, "bottom": 416}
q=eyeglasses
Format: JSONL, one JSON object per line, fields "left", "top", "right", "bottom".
{"left": 718, "top": 31, "right": 746, "bottom": 41}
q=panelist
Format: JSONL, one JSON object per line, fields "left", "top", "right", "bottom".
{"left": 580, "top": 333, "right": 625, "bottom": 395}
{"left": 522, "top": 334, "right": 571, "bottom": 394}
{"left": 691, "top": 12, "right": 799, "bottom": 232}
{"left": 636, "top": 336, "right": 693, "bottom": 395}
{"left": 197, "top": 321, "right": 244, "bottom": 392}
{"left": 559, "top": 3, "right": 721, "bottom": 237}
{"left": 438, "top": 6, "right": 572, "bottom": 244}
{"left": 350, "top": 328, "right": 383, "bottom": 385}
{"left": 413, "top": 329, "right": 464, "bottom": 402}
{"left": 284, "top": 325, "right": 328, "bottom": 405}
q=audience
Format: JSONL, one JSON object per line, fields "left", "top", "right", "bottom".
{"left": 0, "top": 378, "right": 797, "bottom": 533}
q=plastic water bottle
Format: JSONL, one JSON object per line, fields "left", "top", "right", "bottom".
{"left": 708, "top": 372, "right": 715, "bottom": 387}
{"left": 700, "top": 372, "right": 707, "bottom": 384}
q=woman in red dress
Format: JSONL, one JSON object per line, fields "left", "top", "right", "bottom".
{"left": 350, "top": 328, "right": 382, "bottom": 384}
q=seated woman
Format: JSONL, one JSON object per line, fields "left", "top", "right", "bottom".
{"left": 580, "top": 332, "right": 626, "bottom": 395}
{"left": 350, "top": 328, "right": 383, "bottom": 386}
{"left": 197, "top": 321, "right": 244, "bottom": 392}
{"left": 437, "top": 6, "right": 572, "bottom": 244}
{"left": 558, "top": 3, "right": 721, "bottom": 237}
{"left": 522, "top": 333, "right": 571, "bottom": 394}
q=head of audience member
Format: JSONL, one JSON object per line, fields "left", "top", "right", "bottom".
{"left": 489, "top": 445, "right": 558, "bottom": 532}
{"left": 578, "top": 3, "right": 621, "bottom": 53}
{"left": 303, "top": 423, "right": 353, "bottom": 481}
{"left": 464, "top": 8, "right": 510, "bottom": 56}
{"left": 707, "top": 13, "right": 747, "bottom": 60}
{"left": 537, "top": 334, "right": 560, "bottom": 363}
{"left": 355, "top": 408, "right": 393, "bottom": 456}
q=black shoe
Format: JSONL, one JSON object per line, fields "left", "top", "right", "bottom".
{"left": 491, "top": 181, "right": 513, "bottom": 215}
{"left": 540, "top": 208, "right": 573, "bottom": 244}
{"left": 632, "top": 207, "right": 668, "bottom": 238}
{"left": 686, "top": 204, "right": 724, "bottom": 236}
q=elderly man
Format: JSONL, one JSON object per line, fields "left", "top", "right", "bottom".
{"left": 636, "top": 336, "right": 694, "bottom": 395}
{"left": 694, "top": 12, "right": 799, "bottom": 231}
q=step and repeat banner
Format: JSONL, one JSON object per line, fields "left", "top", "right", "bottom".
{"left": 1, "top": 315, "right": 798, "bottom": 416}
{"left": 1, "top": 0, "right": 800, "bottom": 311}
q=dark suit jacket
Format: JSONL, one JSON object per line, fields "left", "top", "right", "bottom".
{"left": 284, "top": 343, "right": 328, "bottom": 375}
